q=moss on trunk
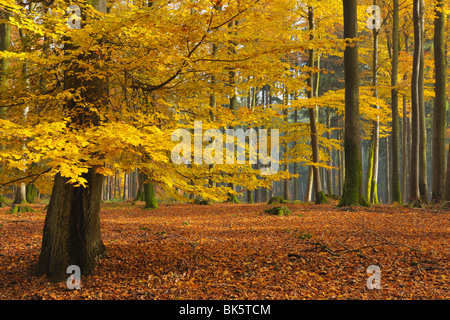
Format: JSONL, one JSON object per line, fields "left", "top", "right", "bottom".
{"left": 315, "top": 191, "right": 327, "bottom": 204}
{"left": 227, "top": 194, "right": 240, "bottom": 204}
{"left": 144, "top": 182, "right": 158, "bottom": 209}
{"left": 26, "top": 184, "right": 37, "bottom": 203}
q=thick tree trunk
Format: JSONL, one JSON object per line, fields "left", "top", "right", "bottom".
{"left": 34, "top": 170, "right": 106, "bottom": 282}
{"left": 338, "top": 0, "right": 367, "bottom": 207}
{"left": 432, "top": 0, "right": 446, "bottom": 201}
{"left": 13, "top": 184, "right": 27, "bottom": 204}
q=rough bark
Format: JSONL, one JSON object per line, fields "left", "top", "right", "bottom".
{"left": 34, "top": 170, "right": 106, "bottom": 282}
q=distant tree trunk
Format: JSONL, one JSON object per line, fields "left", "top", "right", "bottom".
{"left": 227, "top": 20, "right": 239, "bottom": 204}
{"left": 338, "top": 0, "right": 368, "bottom": 207}
{"left": 135, "top": 169, "right": 145, "bottom": 201}
{"left": 283, "top": 85, "right": 290, "bottom": 201}
{"left": 401, "top": 95, "right": 408, "bottom": 203}
{"left": 432, "top": 0, "right": 446, "bottom": 201}
{"left": 304, "top": 166, "right": 313, "bottom": 202}
{"left": 391, "top": 0, "right": 401, "bottom": 203}
{"left": 13, "top": 184, "right": 27, "bottom": 204}
{"left": 326, "top": 107, "right": 333, "bottom": 195}
{"left": 34, "top": 0, "right": 108, "bottom": 282}
{"left": 385, "top": 136, "right": 390, "bottom": 203}
{"left": 26, "top": 184, "right": 38, "bottom": 203}
{"left": 130, "top": 169, "right": 137, "bottom": 199}
{"left": 409, "top": 0, "right": 422, "bottom": 204}
{"left": 209, "top": 42, "right": 218, "bottom": 189}
{"left": 337, "top": 116, "right": 344, "bottom": 196}
{"left": 122, "top": 172, "right": 128, "bottom": 201}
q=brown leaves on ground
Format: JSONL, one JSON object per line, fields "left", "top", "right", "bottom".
{"left": 0, "top": 201, "right": 449, "bottom": 299}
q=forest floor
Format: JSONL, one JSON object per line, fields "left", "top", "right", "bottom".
{"left": 0, "top": 201, "right": 448, "bottom": 300}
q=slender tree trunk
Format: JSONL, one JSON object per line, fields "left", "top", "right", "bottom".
{"left": 337, "top": 116, "right": 344, "bottom": 196}
{"left": 432, "top": 0, "right": 446, "bottom": 201}
{"left": 391, "top": 0, "right": 401, "bottom": 203}
{"left": 226, "top": 20, "right": 239, "bottom": 204}
{"left": 0, "top": 10, "right": 10, "bottom": 120}
{"left": 418, "top": 0, "right": 427, "bottom": 203}
{"left": 385, "top": 136, "right": 390, "bottom": 203}
{"left": 326, "top": 107, "right": 332, "bottom": 195}
{"left": 338, "top": 0, "right": 368, "bottom": 207}
{"left": 122, "top": 172, "right": 128, "bottom": 201}
{"left": 209, "top": 42, "right": 218, "bottom": 189}
{"left": 307, "top": 6, "right": 326, "bottom": 204}
{"left": 410, "top": 0, "right": 422, "bottom": 204}
{"left": 292, "top": 90, "right": 299, "bottom": 200}
{"left": 283, "top": 85, "right": 290, "bottom": 201}
{"left": 34, "top": 0, "right": 108, "bottom": 282}
{"left": 401, "top": 95, "right": 408, "bottom": 203}
{"left": 304, "top": 167, "right": 313, "bottom": 202}
{"left": 366, "top": 0, "right": 380, "bottom": 204}
{"left": 135, "top": 169, "right": 144, "bottom": 201}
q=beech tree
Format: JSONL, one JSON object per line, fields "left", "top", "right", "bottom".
{"left": 307, "top": 6, "right": 326, "bottom": 204}
{"left": 409, "top": 0, "right": 423, "bottom": 205}
{"left": 33, "top": 0, "right": 109, "bottom": 282}
{"left": 432, "top": 0, "right": 446, "bottom": 201}
{"left": 338, "top": 0, "right": 368, "bottom": 207}
{"left": 390, "top": 0, "right": 401, "bottom": 203}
